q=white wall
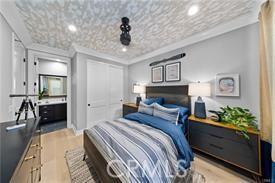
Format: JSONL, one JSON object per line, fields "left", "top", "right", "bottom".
{"left": 71, "top": 54, "right": 77, "bottom": 129}
{"left": 128, "top": 23, "right": 260, "bottom": 122}
{"left": 38, "top": 58, "right": 67, "bottom": 76}
{"left": 0, "top": 14, "right": 16, "bottom": 122}
{"left": 71, "top": 52, "right": 128, "bottom": 130}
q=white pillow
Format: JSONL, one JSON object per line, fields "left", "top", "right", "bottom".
{"left": 138, "top": 102, "right": 154, "bottom": 115}
{"left": 153, "top": 103, "right": 179, "bottom": 124}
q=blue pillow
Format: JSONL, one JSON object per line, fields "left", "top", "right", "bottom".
{"left": 153, "top": 103, "right": 179, "bottom": 124}
{"left": 178, "top": 114, "right": 189, "bottom": 125}
{"left": 143, "top": 97, "right": 164, "bottom": 105}
{"left": 162, "top": 104, "right": 189, "bottom": 119}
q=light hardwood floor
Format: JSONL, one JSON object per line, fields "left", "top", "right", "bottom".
{"left": 41, "top": 128, "right": 253, "bottom": 183}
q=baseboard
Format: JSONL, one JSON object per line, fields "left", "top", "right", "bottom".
{"left": 71, "top": 124, "right": 84, "bottom": 136}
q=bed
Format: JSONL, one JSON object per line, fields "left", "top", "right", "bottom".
{"left": 83, "top": 85, "right": 193, "bottom": 183}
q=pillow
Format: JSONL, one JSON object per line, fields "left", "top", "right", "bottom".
{"left": 162, "top": 104, "right": 189, "bottom": 119}
{"left": 138, "top": 102, "right": 154, "bottom": 115}
{"left": 143, "top": 97, "right": 164, "bottom": 105}
{"left": 153, "top": 103, "right": 179, "bottom": 124}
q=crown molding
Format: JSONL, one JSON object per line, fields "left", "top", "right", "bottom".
{"left": 27, "top": 49, "right": 70, "bottom": 63}
{"left": 0, "top": 0, "right": 32, "bottom": 47}
{"left": 27, "top": 43, "right": 70, "bottom": 58}
{"left": 128, "top": 0, "right": 263, "bottom": 65}
{"left": 71, "top": 43, "right": 128, "bottom": 65}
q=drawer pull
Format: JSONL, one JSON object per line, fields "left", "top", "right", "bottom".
{"left": 31, "top": 164, "right": 43, "bottom": 172}
{"left": 209, "top": 134, "right": 224, "bottom": 139}
{"left": 24, "top": 155, "right": 36, "bottom": 161}
{"left": 43, "top": 111, "right": 48, "bottom": 114}
{"left": 30, "top": 144, "right": 39, "bottom": 148}
{"left": 209, "top": 144, "right": 223, "bottom": 150}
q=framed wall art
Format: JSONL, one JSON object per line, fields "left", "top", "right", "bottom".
{"left": 215, "top": 73, "right": 240, "bottom": 96}
{"left": 151, "top": 66, "right": 164, "bottom": 83}
{"left": 165, "top": 62, "right": 181, "bottom": 82}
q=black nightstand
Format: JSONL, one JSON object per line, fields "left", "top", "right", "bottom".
{"left": 188, "top": 115, "right": 261, "bottom": 176}
{"left": 123, "top": 103, "right": 138, "bottom": 117}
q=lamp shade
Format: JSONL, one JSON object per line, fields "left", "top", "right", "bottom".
{"left": 188, "top": 82, "right": 211, "bottom": 97}
{"left": 133, "top": 85, "right": 145, "bottom": 94}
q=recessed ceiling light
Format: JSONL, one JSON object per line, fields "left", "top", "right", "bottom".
{"left": 188, "top": 5, "right": 199, "bottom": 16}
{"left": 68, "top": 24, "right": 77, "bottom": 32}
{"left": 122, "top": 47, "right": 127, "bottom": 52}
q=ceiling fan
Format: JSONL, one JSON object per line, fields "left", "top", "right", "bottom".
{"left": 120, "top": 17, "right": 131, "bottom": 46}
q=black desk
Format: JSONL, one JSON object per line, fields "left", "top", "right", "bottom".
{"left": 0, "top": 118, "right": 40, "bottom": 183}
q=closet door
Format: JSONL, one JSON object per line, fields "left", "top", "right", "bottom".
{"left": 109, "top": 65, "right": 123, "bottom": 120}
{"left": 87, "top": 61, "right": 108, "bottom": 128}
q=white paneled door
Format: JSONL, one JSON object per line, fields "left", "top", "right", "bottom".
{"left": 87, "top": 61, "right": 123, "bottom": 128}
{"left": 109, "top": 65, "right": 124, "bottom": 120}
{"left": 87, "top": 61, "right": 109, "bottom": 128}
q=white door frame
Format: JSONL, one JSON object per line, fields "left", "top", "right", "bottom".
{"left": 27, "top": 50, "right": 72, "bottom": 128}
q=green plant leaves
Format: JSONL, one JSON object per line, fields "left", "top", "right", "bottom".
{"left": 218, "top": 106, "right": 258, "bottom": 140}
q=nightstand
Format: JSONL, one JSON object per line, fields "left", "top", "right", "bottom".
{"left": 188, "top": 115, "right": 261, "bottom": 176}
{"left": 123, "top": 103, "right": 138, "bottom": 117}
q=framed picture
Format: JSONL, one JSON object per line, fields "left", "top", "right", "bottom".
{"left": 215, "top": 73, "right": 240, "bottom": 96}
{"left": 151, "top": 66, "right": 164, "bottom": 83}
{"left": 165, "top": 62, "right": 181, "bottom": 82}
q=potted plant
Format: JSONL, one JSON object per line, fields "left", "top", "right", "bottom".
{"left": 210, "top": 106, "right": 258, "bottom": 139}
{"left": 38, "top": 90, "right": 45, "bottom": 100}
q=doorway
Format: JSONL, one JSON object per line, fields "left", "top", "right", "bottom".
{"left": 27, "top": 49, "right": 72, "bottom": 134}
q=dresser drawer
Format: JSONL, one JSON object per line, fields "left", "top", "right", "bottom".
{"left": 190, "top": 129, "right": 260, "bottom": 173}
{"left": 30, "top": 149, "right": 42, "bottom": 183}
{"left": 40, "top": 109, "right": 53, "bottom": 117}
{"left": 189, "top": 120, "right": 258, "bottom": 145}
{"left": 39, "top": 105, "right": 54, "bottom": 110}
{"left": 12, "top": 144, "right": 37, "bottom": 183}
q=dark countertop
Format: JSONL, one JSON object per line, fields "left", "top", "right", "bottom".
{"left": 0, "top": 118, "right": 40, "bottom": 183}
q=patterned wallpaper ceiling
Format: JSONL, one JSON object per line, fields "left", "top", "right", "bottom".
{"left": 15, "top": 0, "right": 256, "bottom": 59}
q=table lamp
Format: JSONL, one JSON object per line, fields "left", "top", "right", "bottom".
{"left": 188, "top": 82, "right": 211, "bottom": 119}
{"left": 133, "top": 85, "right": 145, "bottom": 106}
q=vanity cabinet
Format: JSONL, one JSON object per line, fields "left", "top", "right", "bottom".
{"left": 39, "top": 103, "right": 67, "bottom": 123}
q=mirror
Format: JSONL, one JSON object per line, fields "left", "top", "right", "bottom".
{"left": 39, "top": 74, "right": 67, "bottom": 98}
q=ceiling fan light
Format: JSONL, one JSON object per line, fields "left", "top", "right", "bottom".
{"left": 122, "top": 47, "right": 127, "bottom": 52}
